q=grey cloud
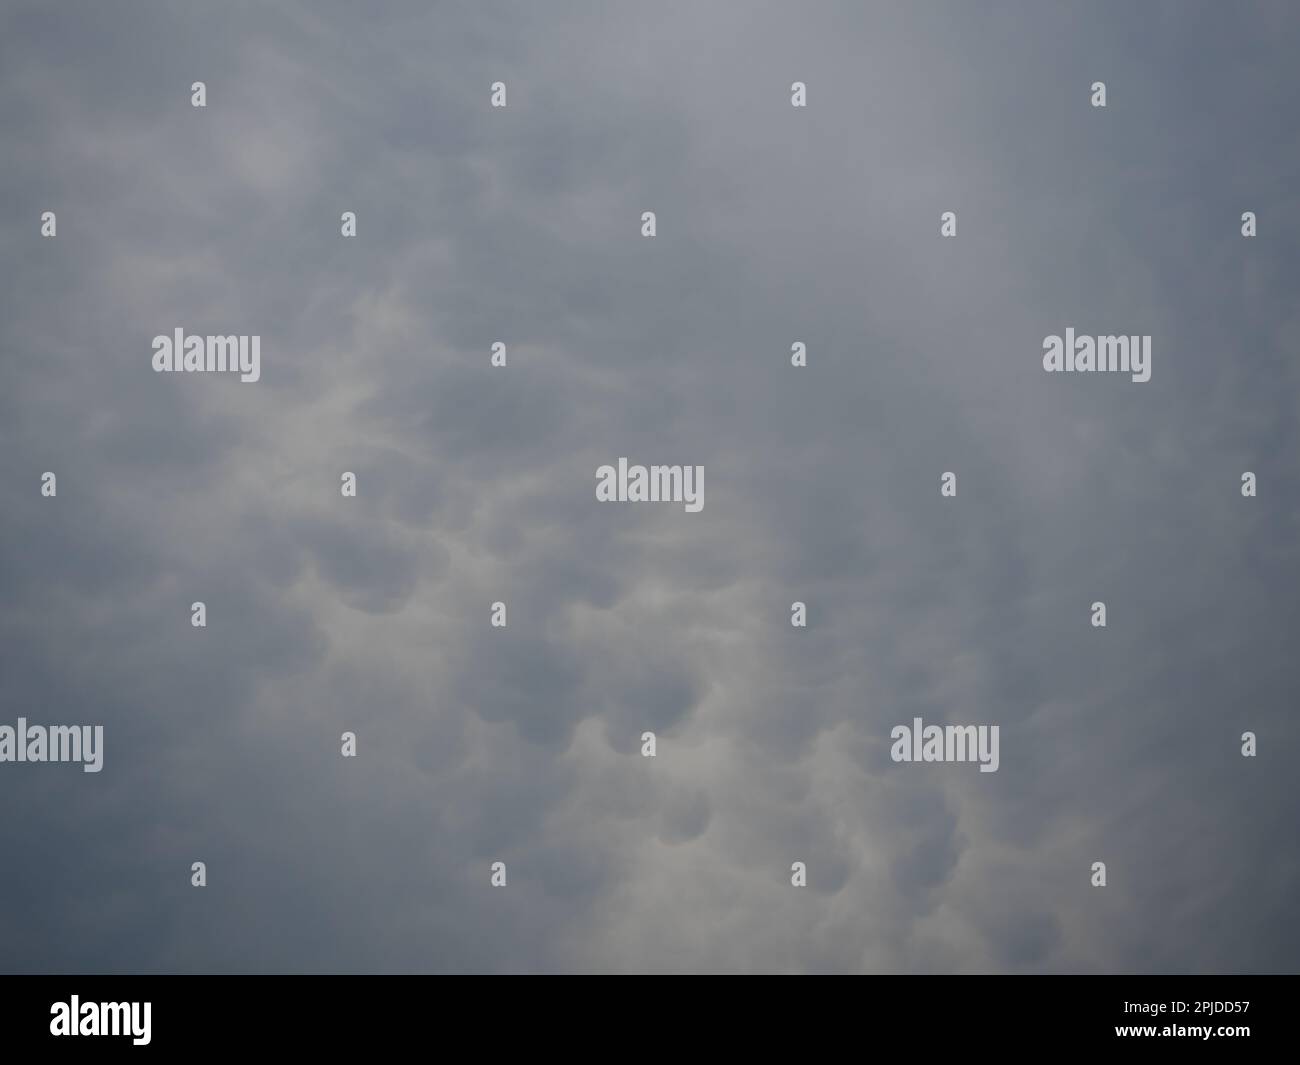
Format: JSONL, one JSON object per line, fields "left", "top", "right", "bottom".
{"left": 0, "top": 0, "right": 1297, "bottom": 974}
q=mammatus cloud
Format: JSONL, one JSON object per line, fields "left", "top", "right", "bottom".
{"left": 0, "top": 0, "right": 1297, "bottom": 973}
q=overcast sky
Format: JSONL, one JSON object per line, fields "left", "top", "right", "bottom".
{"left": 1, "top": 0, "right": 1298, "bottom": 973}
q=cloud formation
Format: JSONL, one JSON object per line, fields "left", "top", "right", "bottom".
{"left": 1, "top": 0, "right": 1297, "bottom": 973}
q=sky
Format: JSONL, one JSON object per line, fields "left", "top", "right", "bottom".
{"left": 1, "top": 0, "right": 1298, "bottom": 973}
